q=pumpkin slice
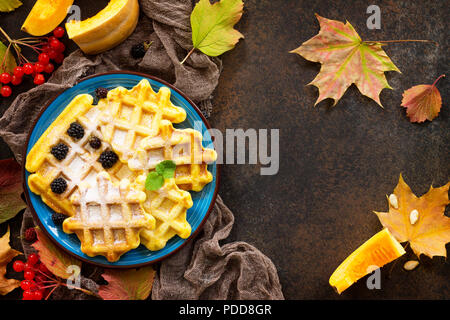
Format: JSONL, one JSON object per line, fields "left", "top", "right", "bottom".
{"left": 21, "top": 0, "right": 74, "bottom": 36}
{"left": 329, "top": 228, "right": 405, "bottom": 294}
{"left": 65, "top": 0, "right": 139, "bottom": 54}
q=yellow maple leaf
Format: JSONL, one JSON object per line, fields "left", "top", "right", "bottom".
{"left": 0, "top": 226, "right": 21, "bottom": 295}
{"left": 374, "top": 174, "right": 450, "bottom": 259}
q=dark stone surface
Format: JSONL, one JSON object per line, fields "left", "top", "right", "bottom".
{"left": 0, "top": 0, "right": 448, "bottom": 299}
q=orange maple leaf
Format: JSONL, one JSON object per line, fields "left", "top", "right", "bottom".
{"left": 290, "top": 14, "right": 400, "bottom": 107}
{"left": 0, "top": 226, "right": 21, "bottom": 295}
{"left": 374, "top": 174, "right": 450, "bottom": 259}
{"left": 98, "top": 266, "right": 155, "bottom": 300}
{"left": 32, "top": 227, "right": 81, "bottom": 280}
{"left": 401, "top": 74, "right": 445, "bottom": 123}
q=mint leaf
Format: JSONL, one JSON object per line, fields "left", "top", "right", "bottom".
{"left": 146, "top": 161, "right": 176, "bottom": 191}
{"left": 145, "top": 171, "right": 164, "bottom": 191}
{"left": 155, "top": 160, "right": 176, "bottom": 179}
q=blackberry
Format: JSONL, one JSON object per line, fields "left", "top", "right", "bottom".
{"left": 51, "top": 212, "right": 66, "bottom": 225}
{"left": 50, "top": 177, "right": 67, "bottom": 194}
{"left": 89, "top": 136, "right": 102, "bottom": 149}
{"left": 95, "top": 87, "right": 108, "bottom": 99}
{"left": 67, "top": 122, "right": 84, "bottom": 140}
{"left": 50, "top": 143, "right": 69, "bottom": 160}
{"left": 24, "top": 227, "right": 37, "bottom": 242}
{"left": 98, "top": 150, "right": 118, "bottom": 169}
{"left": 130, "top": 43, "right": 147, "bottom": 59}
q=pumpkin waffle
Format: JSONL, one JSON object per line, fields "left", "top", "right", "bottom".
{"left": 98, "top": 79, "right": 187, "bottom": 162}
{"left": 133, "top": 174, "right": 193, "bottom": 251}
{"left": 26, "top": 94, "right": 138, "bottom": 216}
{"left": 128, "top": 120, "right": 217, "bottom": 192}
{"left": 63, "top": 171, "right": 155, "bottom": 262}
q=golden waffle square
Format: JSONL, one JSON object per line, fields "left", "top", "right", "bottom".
{"left": 133, "top": 174, "right": 193, "bottom": 251}
{"left": 25, "top": 94, "right": 138, "bottom": 216}
{"left": 63, "top": 171, "right": 155, "bottom": 262}
{"left": 128, "top": 120, "right": 217, "bottom": 192}
{"left": 98, "top": 79, "right": 187, "bottom": 162}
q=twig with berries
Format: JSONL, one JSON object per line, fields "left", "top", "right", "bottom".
{"left": 12, "top": 248, "right": 97, "bottom": 300}
{"left": 0, "top": 26, "right": 67, "bottom": 97}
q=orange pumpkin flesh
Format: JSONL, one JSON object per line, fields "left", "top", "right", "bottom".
{"left": 21, "top": 0, "right": 74, "bottom": 36}
{"left": 329, "top": 228, "right": 405, "bottom": 294}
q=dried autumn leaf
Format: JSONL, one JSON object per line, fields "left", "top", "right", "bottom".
{"left": 290, "top": 14, "right": 400, "bottom": 107}
{"left": 374, "top": 174, "right": 450, "bottom": 259}
{"left": 32, "top": 227, "right": 81, "bottom": 279}
{"left": 98, "top": 266, "right": 155, "bottom": 300}
{"left": 0, "top": 226, "right": 21, "bottom": 295}
{"left": 0, "top": 0, "right": 22, "bottom": 12}
{"left": 401, "top": 75, "right": 445, "bottom": 123}
{"left": 0, "top": 41, "right": 17, "bottom": 74}
{"left": 0, "top": 158, "right": 26, "bottom": 224}
{"left": 182, "top": 0, "right": 244, "bottom": 63}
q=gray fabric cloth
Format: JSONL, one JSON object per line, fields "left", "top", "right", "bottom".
{"left": 0, "top": 0, "right": 283, "bottom": 300}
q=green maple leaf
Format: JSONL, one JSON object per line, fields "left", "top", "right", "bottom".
{"left": 181, "top": 0, "right": 244, "bottom": 63}
{"left": 0, "top": 0, "right": 22, "bottom": 12}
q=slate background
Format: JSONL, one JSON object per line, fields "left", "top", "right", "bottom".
{"left": 0, "top": 0, "right": 448, "bottom": 299}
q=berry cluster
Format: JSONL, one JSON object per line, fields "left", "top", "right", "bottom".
{"left": 0, "top": 27, "right": 66, "bottom": 98}
{"left": 50, "top": 177, "right": 67, "bottom": 194}
{"left": 51, "top": 212, "right": 66, "bottom": 225}
{"left": 50, "top": 142, "right": 69, "bottom": 160}
{"left": 66, "top": 122, "right": 85, "bottom": 140}
{"left": 95, "top": 87, "right": 108, "bottom": 99}
{"left": 130, "top": 41, "right": 152, "bottom": 59}
{"left": 24, "top": 227, "right": 37, "bottom": 242}
{"left": 89, "top": 136, "right": 102, "bottom": 149}
{"left": 98, "top": 150, "right": 119, "bottom": 169}
{"left": 12, "top": 253, "right": 53, "bottom": 300}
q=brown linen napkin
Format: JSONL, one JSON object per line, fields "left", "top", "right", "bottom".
{"left": 0, "top": 0, "right": 283, "bottom": 300}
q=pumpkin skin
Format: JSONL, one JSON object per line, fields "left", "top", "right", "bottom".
{"left": 329, "top": 228, "right": 405, "bottom": 294}
{"left": 65, "top": 0, "right": 139, "bottom": 55}
{"left": 21, "top": 0, "right": 74, "bottom": 36}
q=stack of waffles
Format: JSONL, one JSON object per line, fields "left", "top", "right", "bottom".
{"left": 26, "top": 79, "right": 217, "bottom": 262}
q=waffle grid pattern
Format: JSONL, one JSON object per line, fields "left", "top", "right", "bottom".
{"left": 63, "top": 172, "right": 155, "bottom": 262}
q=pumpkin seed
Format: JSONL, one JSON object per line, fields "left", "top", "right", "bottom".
{"left": 403, "top": 260, "right": 419, "bottom": 271}
{"left": 409, "top": 209, "right": 419, "bottom": 225}
{"left": 389, "top": 194, "right": 398, "bottom": 209}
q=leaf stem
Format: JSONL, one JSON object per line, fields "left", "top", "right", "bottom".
{"left": 40, "top": 284, "right": 59, "bottom": 290}
{"left": 180, "top": 47, "right": 195, "bottom": 65}
{"left": 45, "top": 284, "right": 60, "bottom": 300}
{"left": 59, "top": 281, "right": 98, "bottom": 297}
{"left": 431, "top": 74, "right": 445, "bottom": 87}
{"left": 363, "top": 39, "right": 438, "bottom": 46}
{"left": 0, "top": 26, "right": 13, "bottom": 43}
{"left": 35, "top": 268, "right": 59, "bottom": 282}
{"left": 13, "top": 41, "right": 41, "bottom": 53}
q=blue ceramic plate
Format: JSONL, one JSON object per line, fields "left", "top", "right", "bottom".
{"left": 23, "top": 72, "right": 219, "bottom": 268}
